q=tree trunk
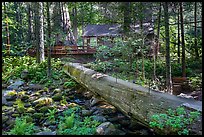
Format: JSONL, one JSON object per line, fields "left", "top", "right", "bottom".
{"left": 164, "top": 2, "right": 172, "bottom": 94}
{"left": 47, "top": 2, "right": 52, "bottom": 78}
{"left": 73, "top": 3, "right": 78, "bottom": 44}
{"left": 39, "top": 2, "right": 45, "bottom": 62}
{"left": 177, "top": 6, "right": 180, "bottom": 63}
{"left": 35, "top": 2, "right": 45, "bottom": 63}
{"left": 180, "top": 2, "right": 186, "bottom": 77}
{"left": 27, "top": 2, "right": 32, "bottom": 46}
{"left": 153, "top": 3, "right": 161, "bottom": 80}
{"left": 138, "top": 2, "right": 145, "bottom": 81}
{"left": 123, "top": 2, "right": 131, "bottom": 35}
{"left": 63, "top": 62, "right": 202, "bottom": 135}
{"left": 62, "top": 2, "right": 75, "bottom": 45}
{"left": 4, "top": 2, "right": 10, "bottom": 55}
{"left": 194, "top": 2, "right": 199, "bottom": 59}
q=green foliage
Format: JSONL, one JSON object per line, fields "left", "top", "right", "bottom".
{"left": 2, "top": 56, "right": 73, "bottom": 88}
{"left": 46, "top": 108, "right": 57, "bottom": 122}
{"left": 57, "top": 106, "right": 101, "bottom": 135}
{"left": 63, "top": 80, "right": 77, "bottom": 88}
{"left": 149, "top": 106, "right": 201, "bottom": 135}
{"left": 7, "top": 117, "right": 35, "bottom": 135}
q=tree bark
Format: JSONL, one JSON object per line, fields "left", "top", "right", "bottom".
{"left": 177, "top": 6, "right": 180, "bottom": 63}
{"left": 153, "top": 2, "right": 161, "bottom": 80}
{"left": 164, "top": 2, "right": 172, "bottom": 94}
{"left": 180, "top": 2, "right": 186, "bottom": 77}
{"left": 27, "top": 2, "right": 32, "bottom": 46}
{"left": 63, "top": 62, "right": 202, "bottom": 135}
{"left": 73, "top": 3, "right": 78, "bottom": 44}
{"left": 39, "top": 2, "right": 45, "bottom": 62}
{"left": 4, "top": 2, "right": 10, "bottom": 55}
{"left": 47, "top": 2, "right": 52, "bottom": 78}
{"left": 123, "top": 2, "right": 131, "bottom": 35}
{"left": 194, "top": 2, "right": 199, "bottom": 59}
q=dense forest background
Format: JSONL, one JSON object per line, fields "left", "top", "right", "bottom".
{"left": 2, "top": 2, "right": 202, "bottom": 94}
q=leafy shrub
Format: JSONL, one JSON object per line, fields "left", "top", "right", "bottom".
{"left": 7, "top": 117, "right": 35, "bottom": 135}
{"left": 149, "top": 106, "right": 201, "bottom": 135}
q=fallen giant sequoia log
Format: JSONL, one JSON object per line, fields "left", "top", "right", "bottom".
{"left": 63, "top": 62, "right": 202, "bottom": 134}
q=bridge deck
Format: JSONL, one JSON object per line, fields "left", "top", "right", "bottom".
{"left": 27, "top": 45, "right": 96, "bottom": 57}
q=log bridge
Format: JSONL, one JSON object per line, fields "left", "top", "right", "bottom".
{"left": 63, "top": 62, "right": 202, "bottom": 135}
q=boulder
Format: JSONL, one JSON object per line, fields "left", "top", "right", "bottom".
{"left": 7, "top": 80, "right": 24, "bottom": 90}
{"left": 28, "top": 84, "right": 44, "bottom": 91}
{"left": 92, "top": 115, "right": 107, "bottom": 123}
{"left": 96, "top": 122, "right": 116, "bottom": 135}
{"left": 33, "top": 97, "right": 53, "bottom": 107}
{"left": 81, "top": 109, "right": 92, "bottom": 116}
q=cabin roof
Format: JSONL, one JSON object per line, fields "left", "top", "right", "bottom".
{"left": 82, "top": 24, "right": 122, "bottom": 37}
{"left": 82, "top": 23, "right": 154, "bottom": 38}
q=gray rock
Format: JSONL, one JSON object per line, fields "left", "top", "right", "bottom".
{"left": 7, "top": 80, "right": 24, "bottom": 90}
{"left": 28, "top": 84, "right": 44, "bottom": 91}
{"left": 90, "top": 97, "right": 103, "bottom": 107}
{"left": 36, "top": 131, "right": 56, "bottom": 135}
{"left": 5, "top": 101, "right": 14, "bottom": 107}
{"left": 2, "top": 96, "right": 7, "bottom": 105}
{"left": 93, "top": 115, "right": 107, "bottom": 122}
{"left": 96, "top": 122, "right": 116, "bottom": 135}
{"left": 82, "top": 109, "right": 92, "bottom": 116}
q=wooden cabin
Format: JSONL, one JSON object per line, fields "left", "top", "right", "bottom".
{"left": 82, "top": 24, "right": 122, "bottom": 48}
{"left": 82, "top": 23, "right": 160, "bottom": 57}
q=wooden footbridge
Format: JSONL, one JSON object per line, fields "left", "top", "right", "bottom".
{"left": 27, "top": 45, "right": 96, "bottom": 58}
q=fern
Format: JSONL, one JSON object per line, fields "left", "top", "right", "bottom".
{"left": 8, "top": 117, "right": 35, "bottom": 135}
{"left": 65, "top": 113, "right": 75, "bottom": 128}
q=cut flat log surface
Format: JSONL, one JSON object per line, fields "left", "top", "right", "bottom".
{"left": 63, "top": 62, "right": 202, "bottom": 134}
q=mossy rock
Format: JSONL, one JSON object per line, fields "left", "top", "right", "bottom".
{"left": 11, "top": 113, "right": 20, "bottom": 117}
{"left": 2, "top": 115, "right": 9, "bottom": 123}
{"left": 34, "top": 92, "right": 41, "bottom": 96}
{"left": 25, "top": 116, "right": 33, "bottom": 123}
{"left": 17, "top": 106, "right": 26, "bottom": 113}
{"left": 43, "top": 87, "right": 49, "bottom": 92}
{"left": 36, "top": 89, "right": 44, "bottom": 94}
{"left": 27, "top": 107, "right": 35, "bottom": 113}
{"left": 52, "top": 93, "right": 63, "bottom": 101}
{"left": 33, "top": 113, "right": 43, "bottom": 119}
{"left": 67, "top": 102, "right": 78, "bottom": 108}
{"left": 39, "top": 106, "right": 54, "bottom": 113}
{"left": 33, "top": 97, "right": 53, "bottom": 107}
{"left": 21, "top": 95, "right": 30, "bottom": 101}
{"left": 53, "top": 88, "right": 61, "bottom": 94}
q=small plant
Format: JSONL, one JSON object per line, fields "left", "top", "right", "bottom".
{"left": 7, "top": 117, "right": 35, "bottom": 135}
{"left": 47, "top": 108, "right": 57, "bottom": 122}
{"left": 63, "top": 80, "right": 77, "bottom": 88}
{"left": 149, "top": 106, "right": 201, "bottom": 135}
